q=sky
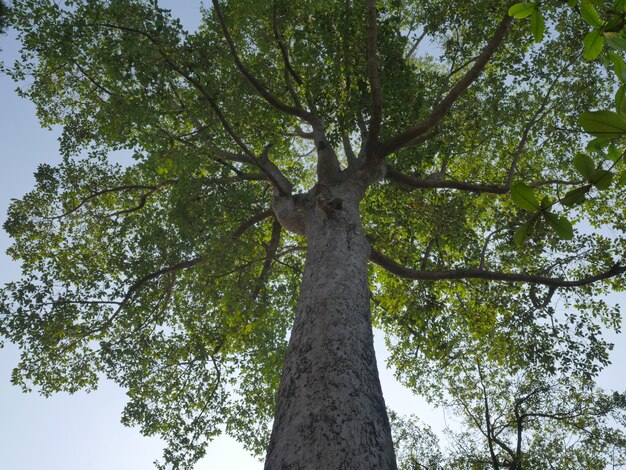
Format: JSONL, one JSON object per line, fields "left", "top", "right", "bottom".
{"left": 0, "top": 2, "right": 625, "bottom": 470}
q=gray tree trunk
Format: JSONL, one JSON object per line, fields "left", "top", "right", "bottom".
{"left": 266, "top": 182, "right": 397, "bottom": 469}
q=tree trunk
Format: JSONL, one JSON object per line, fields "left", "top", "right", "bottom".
{"left": 266, "top": 183, "right": 397, "bottom": 469}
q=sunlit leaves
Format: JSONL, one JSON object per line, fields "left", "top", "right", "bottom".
{"left": 508, "top": 2, "right": 544, "bottom": 42}
{"left": 530, "top": 8, "right": 545, "bottom": 43}
{"left": 508, "top": 2, "right": 537, "bottom": 19}
{"left": 580, "top": 1, "right": 603, "bottom": 29}
{"left": 583, "top": 30, "right": 605, "bottom": 60}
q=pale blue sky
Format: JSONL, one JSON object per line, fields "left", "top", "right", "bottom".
{"left": 0, "top": 2, "right": 624, "bottom": 469}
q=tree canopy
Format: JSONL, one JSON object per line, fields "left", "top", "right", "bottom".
{"left": 391, "top": 342, "right": 626, "bottom": 468}
{"left": 1, "top": 0, "right": 626, "bottom": 467}
{"left": 0, "top": 1, "right": 9, "bottom": 36}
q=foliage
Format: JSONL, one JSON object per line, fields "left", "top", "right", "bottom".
{"left": 1, "top": 0, "right": 626, "bottom": 467}
{"left": 0, "top": 1, "right": 9, "bottom": 37}
{"left": 391, "top": 367, "right": 626, "bottom": 469}
{"left": 389, "top": 411, "right": 445, "bottom": 470}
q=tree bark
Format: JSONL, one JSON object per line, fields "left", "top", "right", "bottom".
{"left": 266, "top": 182, "right": 397, "bottom": 469}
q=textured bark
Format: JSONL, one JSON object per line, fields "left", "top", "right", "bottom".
{"left": 266, "top": 182, "right": 397, "bottom": 469}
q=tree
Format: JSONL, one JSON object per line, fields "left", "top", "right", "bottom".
{"left": 2, "top": 0, "right": 626, "bottom": 468}
{"left": 386, "top": 260, "right": 626, "bottom": 469}
{"left": 389, "top": 411, "right": 445, "bottom": 469}
{"left": 391, "top": 369, "right": 626, "bottom": 469}
{"left": 0, "top": 1, "right": 9, "bottom": 37}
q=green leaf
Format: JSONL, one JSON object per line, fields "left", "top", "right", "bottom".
{"left": 615, "top": 85, "right": 626, "bottom": 115}
{"left": 579, "top": 110, "right": 626, "bottom": 137}
{"left": 604, "top": 33, "right": 626, "bottom": 51}
{"left": 568, "top": 0, "right": 578, "bottom": 7}
{"left": 514, "top": 220, "right": 534, "bottom": 246}
{"left": 619, "top": 169, "right": 626, "bottom": 185}
{"left": 561, "top": 186, "right": 590, "bottom": 206}
{"left": 583, "top": 30, "right": 604, "bottom": 60}
{"left": 607, "top": 143, "right": 622, "bottom": 161}
{"left": 573, "top": 153, "right": 596, "bottom": 179}
{"left": 613, "top": 0, "right": 626, "bottom": 13}
{"left": 544, "top": 212, "right": 574, "bottom": 239}
{"left": 608, "top": 51, "right": 626, "bottom": 83}
{"left": 586, "top": 137, "right": 612, "bottom": 152}
{"left": 540, "top": 195, "right": 554, "bottom": 210}
{"left": 530, "top": 9, "right": 545, "bottom": 42}
{"left": 511, "top": 183, "right": 541, "bottom": 210}
{"left": 591, "top": 169, "right": 614, "bottom": 189}
{"left": 580, "top": 1, "right": 603, "bottom": 28}
{"left": 508, "top": 2, "right": 537, "bottom": 19}
{"left": 604, "top": 17, "right": 624, "bottom": 33}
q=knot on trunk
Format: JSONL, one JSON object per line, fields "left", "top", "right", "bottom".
{"left": 272, "top": 194, "right": 310, "bottom": 236}
{"left": 314, "top": 184, "right": 343, "bottom": 218}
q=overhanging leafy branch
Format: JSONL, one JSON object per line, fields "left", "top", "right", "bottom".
{"left": 370, "top": 246, "right": 626, "bottom": 287}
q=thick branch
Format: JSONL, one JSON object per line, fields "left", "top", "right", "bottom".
{"left": 252, "top": 220, "right": 282, "bottom": 299}
{"left": 170, "top": 108, "right": 293, "bottom": 195}
{"left": 379, "top": 15, "right": 513, "bottom": 157}
{"left": 231, "top": 208, "right": 274, "bottom": 239}
{"left": 343, "top": 134, "right": 357, "bottom": 166}
{"left": 386, "top": 166, "right": 581, "bottom": 195}
{"left": 404, "top": 30, "right": 428, "bottom": 61}
{"left": 202, "top": 174, "right": 266, "bottom": 185}
{"left": 272, "top": 13, "right": 304, "bottom": 109}
{"left": 271, "top": 4, "right": 303, "bottom": 86}
{"left": 295, "top": 126, "right": 314, "bottom": 140}
{"left": 313, "top": 125, "right": 342, "bottom": 183}
{"left": 198, "top": 100, "right": 293, "bottom": 195}
{"left": 177, "top": 129, "right": 293, "bottom": 193}
{"left": 477, "top": 363, "right": 504, "bottom": 468}
{"left": 211, "top": 0, "right": 315, "bottom": 123}
{"left": 386, "top": 166, "right": 506, "bottom": 194}
{"left": 158, "top": 123, "right": 254, "bottom": 168}
{"left": 47, "top": 179, "right": 177, "bottom": 220}
{"left": 366, "top": 0, "right": 383, "bottom": 152}
{"left": 204, "top": 143, "right": 255, "bottom": 165}
{"left": 93, "top": 256, "right": 204, "bottom": 334}
{"left": 89, "top": 208, "right": 274, "bottom": 335}
{"left": 259, "top": 145, "right": 294, "bottom": 195}
{"left": 370, "top": 248, "right": 626, "bottom": 287}
{"left": 72, "top": 60, "right": 113, "bottom": 97}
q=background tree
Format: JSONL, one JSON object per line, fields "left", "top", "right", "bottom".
{"left": 391, "top": 368, "right": 626, "bottom": 469}
{"left": 389, "top": 412, "right": 445, "bottom": 470}
{"left": 387, "top": 252, "right": 626, "bottom": 469}
{"left": 2, "top": 0, "right": 626, "bottom": 468}
{"left": 0, "top": 1, "right": 9, "bottom": 37}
